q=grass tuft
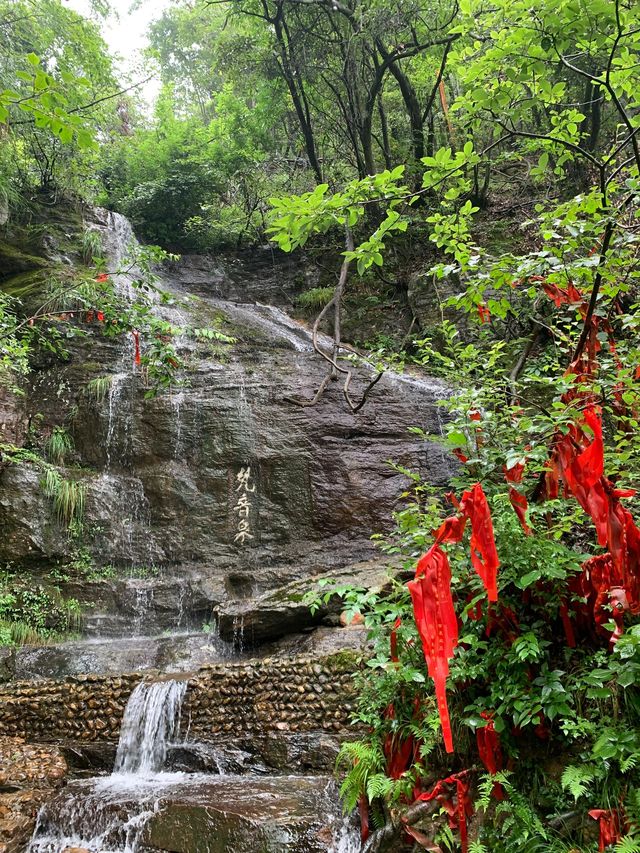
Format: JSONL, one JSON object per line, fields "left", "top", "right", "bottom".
{"left": 81, "top": 229, "right": 104, "bottom": 266}
{"left": 44, "top": 427, "right": 73, "bottom": 465}
{"left": 296, "top": 287, "right": 335, "bottom": 310}
{"left": 85, "top": 375, "right": 113, "bottom": 402}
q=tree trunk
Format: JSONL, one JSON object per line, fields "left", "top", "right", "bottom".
{"left": 387, "top": 61, "right": 425, "bottom": 163}
{"left": 271, "top": 5, "right": 323, "bottom": 182}
{"left": 377, "top": 95, "right": 392, "bottom": 168}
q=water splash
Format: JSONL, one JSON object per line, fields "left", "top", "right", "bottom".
{"left": 232, "top": 613, "right": 246, "bottom": 652}
{"left": 28, "top": 679, "right": 188, "bottom": 853}
{"left": 170, "top": 390, "right": 185, "bottom": 460}
{"left": 106, "top": 211, "right": 138, "bottom": 302}
{"left": 130, "top": 583, "right": 155, "bottom": 637}
{"left": 120, "top": 478, "right": 152, "bottom": 566}
{"left": 329, "top": 817, "right": 361, "bottom": 853}
{"left": 114, "top": 679, "right": 187, "bottom": 775}
{"left": 27, "top": 779, "right": 160, "bottom": 853}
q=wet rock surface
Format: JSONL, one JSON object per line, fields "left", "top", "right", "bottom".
{"left": 0, "top": 209, "right": 451, "bottom": 662}
{"left": 216, "top": 559, "right": 391, "bottom": 645}
{"left": 14, "top": 632, "right": 234, "bottom": 681}
{"left": 0, "top": 738, "right": 68, "bottom": 853}
{"left": 29, "top": 774, "right": 359, "bottom": 853}
{"left": 142, "top": 775, "right": 354, "bottom": 853}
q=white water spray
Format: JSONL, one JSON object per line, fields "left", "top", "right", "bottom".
{"left": 27, "top": 679, "right": 188, "bottom": 853}
{"left": 114, "top": 679, "right": 187, "bottom": 775}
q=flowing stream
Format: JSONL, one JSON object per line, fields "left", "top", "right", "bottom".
{"left": 27, "top": 678, "right": 360, "bottom": 853}
{"left": 28, "top": 678, "right": 188, "bottom": 853}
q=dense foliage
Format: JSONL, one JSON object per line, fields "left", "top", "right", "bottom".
{"left": 265, "top": 0, "right": 640, "bottom": 850}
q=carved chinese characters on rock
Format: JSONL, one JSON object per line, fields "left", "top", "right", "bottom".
{"left": 233, "top": 466, "right": 256, "bottom": 545}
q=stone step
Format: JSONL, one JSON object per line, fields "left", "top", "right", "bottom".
{"left": 13, "top": 632, "right": 236, "bottom": 682}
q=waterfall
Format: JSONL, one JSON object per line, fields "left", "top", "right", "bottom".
{"left": 114, "top": 679, "right": 187, "bottom": 775}
{"left": 27, "top": 679, "right": 188, "bottom": 853}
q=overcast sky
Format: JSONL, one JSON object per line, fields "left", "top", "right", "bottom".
{"left": 63, "top": 0, "right": 172, "bottom": 102}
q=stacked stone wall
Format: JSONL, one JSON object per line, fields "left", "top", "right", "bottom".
{"left": 0, "top": 654, "right": 358, "bottom": 744}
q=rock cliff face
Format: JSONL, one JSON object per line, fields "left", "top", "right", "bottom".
{"left": 0, "top": 207, "right": 451, "bottom": 669}
{"left": 0, "top": 207, "right": 451, "bottom": 853}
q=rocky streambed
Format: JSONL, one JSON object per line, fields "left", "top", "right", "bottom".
{"left": 0, "top": 739, "right": 68, "bottom": 853}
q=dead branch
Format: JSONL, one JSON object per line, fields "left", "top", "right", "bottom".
{"left": 362, "top": 798, "right": 441, "bottom": 852}
{"left": 284, "top": 227, "right": 386, "bottom": 412}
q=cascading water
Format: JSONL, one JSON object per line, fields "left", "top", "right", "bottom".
{"left": 28, "top": 679, "right": 187, "bottom": 853}
{"left": 16, "top": 208, "right": 455, "bottom": 853}
{"left": 104, "top": 369, "right": 135, "bottom": 471}
{"left": 27, "top": 674, "right": 361, "bottom": 853}
{"left": 113, "top": 679, "right": 187, "bottom": 775}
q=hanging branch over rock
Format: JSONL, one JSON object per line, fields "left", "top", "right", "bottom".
{"left": 284, "top": 228, "right": 385, "bottom": 412}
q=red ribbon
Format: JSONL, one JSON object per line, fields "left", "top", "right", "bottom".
{"left": 132, "top": 330, "right": 141, "bottom": 366}
{"left": 588, "top": 809, "right": 626, "bottom": 852}
{"left": 477, "top": 303, "right": 491, "bottom": 324}
{"left": 459, "top": 484, "right": 500, "bottom": 602}
{"left": 413, "top": 771, "right": 473, "bottom": 853}
{"left": 476, "top": 713, "right": 502, "bottom": 772}
{"left": 390, "top": 617, "right": 401, "bottom": 663}
{"left": 504, "top": 462, "right": 532, "bottom": 534}
{"left": 409, "top": 546, "right": 458, "bottom": 753}
{"left": 410, "top": 484, "right": 500, "bottom": 751}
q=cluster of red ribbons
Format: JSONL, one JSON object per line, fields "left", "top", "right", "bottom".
{"left": 566, "top": 554, "right": 631, "bottom": 649}
{"left": 382, "top": 700, "right": 419, "bottom": 781}
{"left": 407, "top": 771, "right": 473, "bottom": 853}
{"left": 533, "top": 275, "right": 640, "bottom": 636}
{"left": 538, "top": 275, "right": 634, "bottom": 422}
{"left": 588, "top": 808, "right": 627, "bottom": 852}
{"left": 409, "top": 483, "right": 499, "bottom": 753}
{"left": 356, "top": 624, "right": 421, "bottom": 844}
{"left": 542, "top": 404, "right": 640, "bottom": 639}
{"left": 538, "top": 278, "right": 583, "bottom": 308}
{"left": 386, "top": 276, "right": 639, "bottom": 848}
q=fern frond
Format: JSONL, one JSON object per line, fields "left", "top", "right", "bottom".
{"left": 621, "top": 753, "right": 640, "bottom": 773}
{"left": 561, "top": 764, "right": 596, "bottom": 801}
{"left": 366, "top": 773, "right": 394, "bottom": 801}
{"left": 616, "top": 837, "right": 640, "bottom": 853}
{"left": 336, "top": 740, "right": 385, "bottom": 813}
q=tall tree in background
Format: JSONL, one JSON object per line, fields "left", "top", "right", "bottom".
{"left": 0, "top": 0, "right": 119, "bottom": 206}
